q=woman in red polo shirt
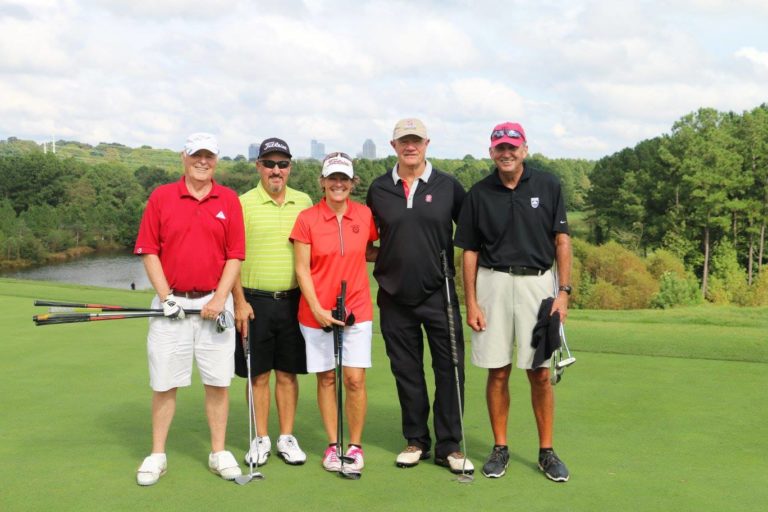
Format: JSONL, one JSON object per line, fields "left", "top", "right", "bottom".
{"left": 291, "top": 152, "right": 378, "bottom": 475}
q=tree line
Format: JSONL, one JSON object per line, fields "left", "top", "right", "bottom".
{"left": 0, "top": 148, "right": 589, "bottom": 266}
{"left": 587, "top": 104, "right": 768, "bottom": 305}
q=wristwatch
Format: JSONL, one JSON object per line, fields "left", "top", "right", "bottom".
{"left": 558, "top": 285, "right": 572, "bottom": 295}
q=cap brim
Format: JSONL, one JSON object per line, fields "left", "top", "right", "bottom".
{"left": 490, "top": 137, "right": 524, "bottom": 148}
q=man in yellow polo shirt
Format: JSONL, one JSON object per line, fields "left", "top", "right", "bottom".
{"left": 233, "top": 137, "right": 313, "bottom": 467}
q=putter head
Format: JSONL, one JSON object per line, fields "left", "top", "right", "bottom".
{"left": 456, "top": 473, "right": 474, "bottom": 483}
{"left": 338, "top": 455, "right": 362, "bottom": 480}
{"left": 234, "top": 471, "right": 264, "bottom": 485}
{"left": 556, "top": 356, "right": 576, "bottom": 369}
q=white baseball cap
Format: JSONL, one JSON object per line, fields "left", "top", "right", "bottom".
{"left": 321, "top": 152, "right": 354, "bottom": 178}
{"left": 184, "top": 132, "right": 219, "bottom": 155}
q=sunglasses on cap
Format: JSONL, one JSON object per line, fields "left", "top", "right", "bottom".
{"left": 491, "top": 128, "right": 524, "bottom": 140}
{"left": 323, "top": 151, "right": 352, "bottom": 162}
{"left": 259, "top": 159, "right": 291, "bottom": 169}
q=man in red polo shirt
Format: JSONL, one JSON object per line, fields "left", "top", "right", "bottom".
{"left": 133, "top": 132, "right": 246, "bottom": 486}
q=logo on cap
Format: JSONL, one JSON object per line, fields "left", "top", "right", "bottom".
{"left": 531, "top": 197, "right": 539, "bottom": 208}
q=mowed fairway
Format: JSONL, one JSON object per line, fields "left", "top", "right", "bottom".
{"left": 1, "top": 278, "right": 767, "bottom": 512}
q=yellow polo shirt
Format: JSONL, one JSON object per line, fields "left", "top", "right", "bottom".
{"left": 239, "top": 182, "right": 313, "bottom": 291}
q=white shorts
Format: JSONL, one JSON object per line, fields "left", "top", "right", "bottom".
{"left": 300, "top": 321, "right": 372, "bottom": 373}
{"left": 471, "top": 267, "right": 554, "bottom": 370}
{"left": 147, "top": 294, "right": 235, "bottom": 392}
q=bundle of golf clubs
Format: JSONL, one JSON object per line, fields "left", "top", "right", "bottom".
{"left": 32, "top": 299, "right": 235, "bottom": 332}
{"left": 550, "top": 269, "right": 576, "bottom": 385}
{"left": 440, "top": 250, "right": 473, "bottom": 484}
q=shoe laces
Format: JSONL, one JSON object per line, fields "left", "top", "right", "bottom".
{"left": 346, "top": 446, "right": 363, "bottom": 462}
{"left": 324, "top": 445, "right": 341, "bottom": 462}
{"left": 489, "top": 447, "right": 506, "bottom": 463}
{"left": 540, "top": 451, "right": 560, "bottom": 468}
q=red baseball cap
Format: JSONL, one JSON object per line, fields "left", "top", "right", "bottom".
{"left": 490, "top": 122, "right": 527, "bottom": 148}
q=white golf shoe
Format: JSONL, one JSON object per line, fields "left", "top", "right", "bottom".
{"left": 208, "top": 450, "right": 242, "bottom": 480}
{"left": 136, "top": 453, "right": 167, "bottom": 486}
{"left": 277, "top": 434, "right": 307, "bottom": 465}
{"left": 244, "top": 435, "right": 271, "bottom": 466}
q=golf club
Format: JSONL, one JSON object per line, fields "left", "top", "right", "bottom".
{"left": 440, "top": 250, "right": 473, "bottom": 484}
{"left": 550, "top": 266, "right": 576, "bottom": 385}
{"left": 32, "top": 310, "right": 238, "bottom": 329}
{"left": 332, "top": 281, "right": 361, "bottom": 480}
{"left": 234, "top": 332, "right": 265, "bottom": 485}
{"left": 34, "top": 299, "right": 157, "bottom": 311}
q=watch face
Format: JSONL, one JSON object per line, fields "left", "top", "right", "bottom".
{"left": 559, "top": 285, "right": 572, "bottom": 294}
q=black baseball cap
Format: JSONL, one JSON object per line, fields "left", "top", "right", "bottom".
{"left": 258, "top": 137, "right": 292, "bottom": 158}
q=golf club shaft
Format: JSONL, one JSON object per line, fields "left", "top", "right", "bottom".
{"left": 33, "top": 310, "right": 202, "bottom": 325}
{"left": 35, "top": 299, "right": 153, "bottom": 311}
{"left": 440, "top": 250, "right": 470, "bottom": 478}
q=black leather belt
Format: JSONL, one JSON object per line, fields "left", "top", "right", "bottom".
{"left": 173, "top": 290, "right": 214, "bottom": 298}
{"left": 243, "top": 287, "right": 299, "bottom": 300}
{"left": 487, "top": 266, "right": 545, "bottom": 276}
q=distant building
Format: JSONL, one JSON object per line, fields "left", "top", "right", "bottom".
{"left": 248, "top": 143, "right": 260, "bottom": 161}
{"left": 311, "top": 139, "right": 325, "bottom": 160}
{"left": 362, "top": 139, "right": 376, "bottom": 159}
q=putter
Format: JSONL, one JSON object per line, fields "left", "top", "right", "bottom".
{"left": 332, "top": 282, "right": 361, "bottom": 480}
{"left": 235, "top": 332, "right": 264, "bottom": 484}
{"left": 440, "top": 251, "right": 473, "bottom": 484}
{"left": 550, "top": 267, "right": 576, "bottom": 385}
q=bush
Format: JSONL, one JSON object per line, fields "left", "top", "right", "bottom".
{"left": 651, "top": 271, "right": 702, "bottom": 308}
{"left": 646, "top": 249, "right": 686, "bottom": 279}
{"left": 706, "top": 240, "right": 748, "bottom": 304}
{"left": 581, "top": 279, "right": 624, "bottom": 309}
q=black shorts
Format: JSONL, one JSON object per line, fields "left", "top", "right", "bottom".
{"left": 234, "top": 290, "right": 307, "bottom": 377}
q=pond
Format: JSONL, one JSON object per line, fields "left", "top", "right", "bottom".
{"left": 1, "top": 252, "right": 151, "bottom": 290}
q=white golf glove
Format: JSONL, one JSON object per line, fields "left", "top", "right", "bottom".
{"left": 162, "top": 294, "right": 185, "bottom": 320}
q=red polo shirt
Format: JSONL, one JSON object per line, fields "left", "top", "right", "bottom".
{"left": 290, "top": 198, "right": 378, "bottom": 328}
{"left": 134, "top": 177, "right": 245, "bottom": 292}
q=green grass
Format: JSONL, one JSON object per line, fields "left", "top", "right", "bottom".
{"left": 1, "top": 278, "right": 767, "bottom": 511}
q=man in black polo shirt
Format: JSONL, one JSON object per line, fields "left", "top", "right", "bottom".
{"left": 366, "top": 118, "right": 472, "bottom": 474}
{"left": 454, "top": 121, "right": 572, "bottom": 482}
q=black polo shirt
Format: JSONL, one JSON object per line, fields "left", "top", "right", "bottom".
{"left": 367, "top": 164, "right": 466, "bottom": 306}
{"left": 454, "top": 164, "right": 569, "bottom": 270}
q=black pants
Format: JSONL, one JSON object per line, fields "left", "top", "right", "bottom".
{"left": 378, "top": 286, "right": 465, "bottom": 459}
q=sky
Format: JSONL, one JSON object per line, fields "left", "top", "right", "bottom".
{"left": 1, "top": 0, "right": 767, "bottom": 160}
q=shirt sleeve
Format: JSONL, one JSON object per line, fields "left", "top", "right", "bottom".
{"left": 453, "top": 189, "right": 480, "bottom": 251}
{"left": 366, "top": 207, "right": 379, "bottom": 242}
{"left": 289, "top": 209, "right": 312, "bottom": 244}
{"left": 226, "top": 191, "right": 246, "bottom": 260}
{"left": 552, "top": 179, "right": 570, "bottom": 235}
{"left": 133, "top": 191, "right": 161, "bottom": 255}
{"left": 451, "top": 177, "right": 467, "bottom": 223}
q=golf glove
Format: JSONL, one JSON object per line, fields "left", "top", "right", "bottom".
{"left": 162, "top": 294, "right": 185, "bottom": 319}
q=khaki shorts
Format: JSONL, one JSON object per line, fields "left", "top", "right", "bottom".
{"left": 147, "top": 294, "right": 235, "bottom": 392}
{"left": 471, "top": 267, "right": 554, "bottom": 370}
{"left": 300, "top": 321, "right": 372, "bottom": 372}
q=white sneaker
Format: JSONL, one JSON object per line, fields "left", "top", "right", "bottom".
{"left": 396, "top": 445, "right": 430, "bottom": 468}
{"left": 344, "top": 446, "right": 364, "bottom": 471}
{"left": 244, "top": 435, "right": 271, "bottom": 466}
{"left": 136, "top": 453, "right": 167, "bottom": 486}
{"left": 277, "top": 434, "right": 307, "bottom": 465}
{"left": 322, "top": 445, "right": 341, "bottom": 472}
{"left": 436, "top": 451, "right": 475, "bottom": 474}
{"left": 208, "top": 450, "right": 242, "bottom": 480}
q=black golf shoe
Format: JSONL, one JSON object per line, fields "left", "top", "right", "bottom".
{"left": 538, "top": 450, "right": 569, "bottom": 482}
{"left": 482, "top": 445, "right": 510, "bottom": 478}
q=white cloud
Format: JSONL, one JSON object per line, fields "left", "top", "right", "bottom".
{"left": 1, "top": 1, "right": 767, "bottom": 159}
